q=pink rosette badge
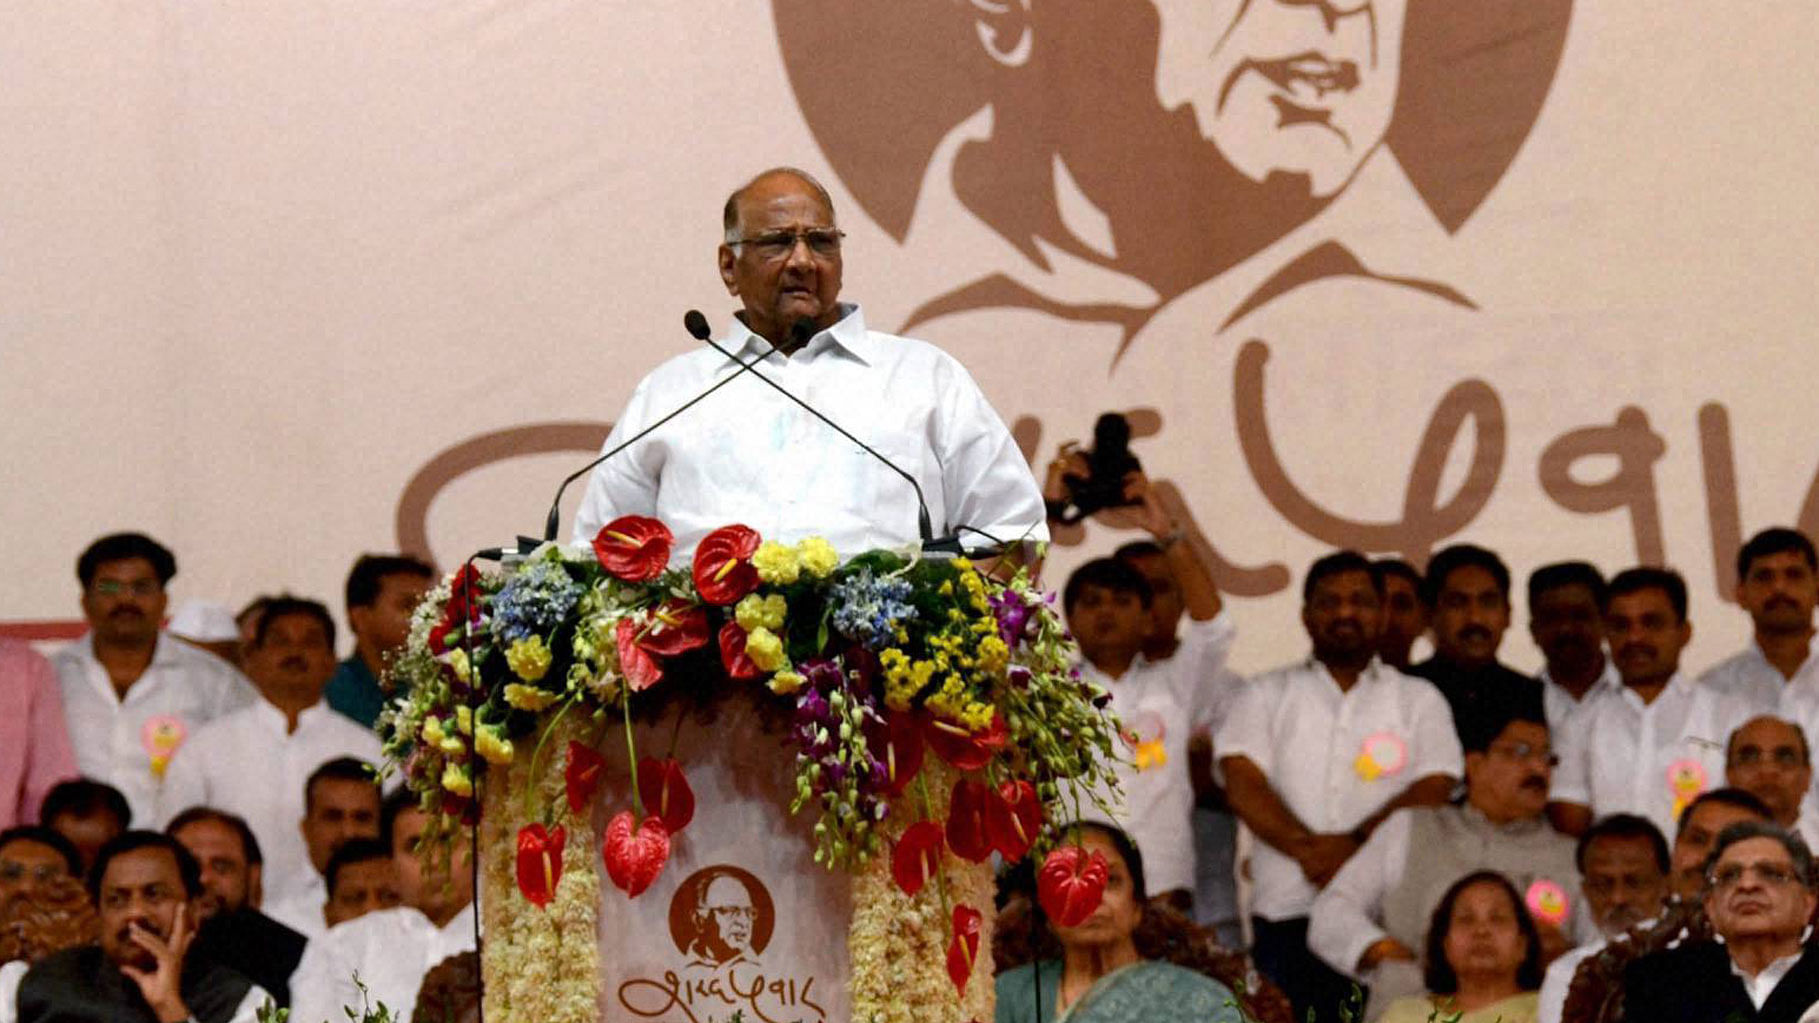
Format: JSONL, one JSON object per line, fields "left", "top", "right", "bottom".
{"left": 1667, "top": 758, "right": 1709, "bottom": 821}
{"left": 142, "top": 715, "right": 187, "bottom": 779}
{"left": 1353, "top": 732, "right": 1407, "bottom": 782}
{"left": 1525, "top": 879, "right": 1571, "bottom": 928}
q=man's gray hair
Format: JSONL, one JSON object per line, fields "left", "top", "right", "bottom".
{"left": 722, "top": 166, "right": 836, "bottom": 245}
{"left": 1702, "top": 819, "right": 1817, "bottom": 890}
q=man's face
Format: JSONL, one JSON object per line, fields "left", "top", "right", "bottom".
{"left": 301, "top": 778, "right": 380, "bottom": 875}
{"left": 1530, "top": 583, "right": 1605, "bottom": 676}
{"left": 351, "top": 573, "right": 431, "bottom": 658}
{"left": 1703, "top": 836, "right": 1818, "bottom": 947}
{"left": 700, "top": 876, "right": 757, "bottom": 953}
{"left": 171, "top": 819, "right": 259, "bottom": 919}
{"left": 1303, "top": 569, "right": 1384, "bottom": 667}
{"left": 245, "top": 611, "right": 337, "bottom": 702}
{"left": 1430, "top": 565, "right": 1509, "bottom": 667}
{"left": 0, "top": 838, "right": 74, "bottom": 903}
{"left": 1376, "top": 571, "right": 1426, "bottom": 667}
{"left": 97, "top": 847, "right": 193, "bottom": 971}
{"left": 1581, "top": 835, "right": 1669, "bottom": 937}
{"left": 392, "top": 807, "right": 475, "bottom": 924}
{"left": 1150, "top": 0, "right": 1407, "bottom": 198}
{"left": 81, "top": 557, "right": 167, "bottom": 645}
{"left": 1464, "top": 719, "right": 1552, "bottom": 821}
{"left": 716, "top": 173, "right": 844, "bottom": 344}
{"left": 1120, "top": 553, "right": 1183, "bottom": 654}
{"left": 1606, "top": 587, "right": 1691, "bottom": 690}
{"left": 1672, "top": 802, "right": 1766, "bottom": 899}
{"left": 325, "top": 857, "right": 402, "bottom": 927}
{"left": 1727, "top": 717, "right": 1812, "bottom": 828}
{"left": 49, "top": 810, "right": 124, "bottom": 873}
{"left": 1737, "top": 551, "right": 1819, "bottom": 637}
{"left": 1066, "top": 584, "right": 1151, "bottom": 663}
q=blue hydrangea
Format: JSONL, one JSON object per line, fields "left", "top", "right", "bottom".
{"left": 488, "top": 559, "right": 583, "bottom": 644}
{"left": 828, "top": 569, "right": 917, "bottom": 651}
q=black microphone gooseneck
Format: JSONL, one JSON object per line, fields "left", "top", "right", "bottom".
{"left": 693, "top": 316, "right": 938, "bottom": 549}
{"left": 537, "top": 310, "right": 767, "bottom": 545}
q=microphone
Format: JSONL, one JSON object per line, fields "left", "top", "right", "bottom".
{"left": 540, "top": 310, "right": 771, "bottom": 543}
{"left": 692, "top": 317, "right": 943, "bottom": 551}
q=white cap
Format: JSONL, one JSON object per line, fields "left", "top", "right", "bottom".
{"left": 167, "top": 600, "right": 240, "bottom": 643}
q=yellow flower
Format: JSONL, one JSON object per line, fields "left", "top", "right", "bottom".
{"left": 440, "top": 761, "right": 473, "bottom": 797}
{"left": 768, "top": 670, "right": 806, "bottom": 695}
{"left": 751, "top": 541, "right": 801, "bottom": 584}
{"left": 476, "top": 725, "right": 515, "bottom": 765}
{"left": 421, "top": 716, "right": 447, "bottom": 747}
{"left": 977, "top": 636, "right": 1010, "bottom": 677}
{"left": 959, "top": 701, "right": 995, "bottom": 732}
{"left": 505, "top": 636, "right": 552, "bottom": 682}
{"left": 455, "top": 704, "right": 473, "bottom": 735}
{"left": 504, "top": 683, "right": 558, "bottom": 712}
{"left": 735, "top": 593, "right": 788, "bottom": 632}
{"left": 745, "top": 627, "right": 787, "bottom": 673}
{"left": 797, "top": 536, "right": 839, "bottom": 578}
{"left": 443, "top": 649, "right": 474, "bottom": 685}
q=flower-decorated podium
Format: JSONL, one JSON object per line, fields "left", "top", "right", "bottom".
{"left": 381, "top": 519, "right": 1122, "bottom": 1022}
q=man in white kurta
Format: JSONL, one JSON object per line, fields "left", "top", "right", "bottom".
{"left": 571, "top": 168, "right": 1045, "bottom": 559}
{"left": 157, "top": 597, "right": 381, "bottom": 908}
{"left": 1528, "top": 561, "right": 1623, "bottom": 737}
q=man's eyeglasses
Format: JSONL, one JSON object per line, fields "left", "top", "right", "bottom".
{"left": 1729, "top": 747, "right": 1806, "bottom": 769}
{"left": 1708, "top": 861, "right": 1803, "bottom": 890}
{"left": 1487, "top": 740, "right": 1559, "bottom": 768}
{"left": 0, "top": 862, "right": 65, "bottom": 884}
{"left": 91, "top": 579, "right": 161, "bottom": 598}
{"left": 731, "top": 229, "right": 844, "bottom": 261}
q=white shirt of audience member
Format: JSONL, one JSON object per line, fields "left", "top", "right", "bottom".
{"left": 49, "top": 632, "right": 256, "bottom": 824}
{"left": 1538, "top": 658, "right": 1621, "bottom": 741}
{"left": 1213, "top": 657, "right": 1463, "bottom": 921}
{"left": 1074, "top": 612, "right": 1240, "bottom": 898}
{"left": 157, "top": 698, "right": 380, "bottom": 906}
{"left": 289, "top": 902, "right": 476, "bottom": 1023}
{"left": 1551, "top": 672, "right": 1759, "bottom": 841}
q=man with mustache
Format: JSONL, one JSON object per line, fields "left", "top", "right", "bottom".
{"left": 1218, "top": 550, "right": 1461, "bottom": 1022}
{"left": 1529, "top": 562, "right": 1621, "bottom": 739}
{"left": 157, "top": 597, "right": 380, "bottom": 916}
{"left": 167, "top": 807, "right": 307, "bottom": 1007}
{"left": 1535, "top": 814, "right": 1670, "bottom": 1023}
{"left": 48, "top": 534, "right": 256, "bottom": 825}
{"left": 1309, "top": 698, "right": 1579, "bottom": 1014}
{"left": 1550, "top": 568, "right": 1758, "bottom": 840}
{"left": 1726, "top": 716, "right": 1819, "bottom": 850}
{"left": 0, "top": 831, "right": 270, "bottom": 1022}
{"left": 1409, "top": 544, "right": 1548, "bottom": 748}
{"left": 1699, "top": 529, "right": 1818, "bottom": 705}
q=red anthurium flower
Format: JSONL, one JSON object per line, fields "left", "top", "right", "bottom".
{"left": 564, "top": 741, "right": 607, "bottom": 815}
{"left": 636, "top": 757, "right": 695, "bottom": 834}
{"left": 925, "top": 711, "right": 1010, "bottom": 771}
{"left": 985, "top": 780, "right": 1043, "bottom": 862}
{"left": 691, "top": 525, "right": 762, "bottom": 605}
{"left": 637, "top": 599, "right": 710, "bottom": 658}
{"left": 874, "top": 712, "right": 926, "bottom": 797}
{"left": 616, "top": 618, "right": 664, "bottom": 691}
{"left": 718, "top": 622, "right": 762, "bottom": 680}
{"left": 946, "top": 904, "right": 984, "bottom": 997}
{"left": 515, "top": 823, "right": 566, "bottom": 909}
{"left": 446, "top": 564, "right": 483, "bottom": 626}
{"left": 944, "top": 779, "right": 992, "bottom": 863}
{"left": 1037, "top": 845, "right": 1110, "bottom": 927}
{"left": 602, "top": 810, "right": 671, "bottom": 898}
{"left": 891, "top": 821, "right": 946, "bottom": 897}
{"left": 592, "top": 515, "right": 673, "bottom": 582}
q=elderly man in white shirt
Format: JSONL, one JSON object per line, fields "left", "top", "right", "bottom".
{"left": 1527, "top": 561, "right": 1623, "bottom": 737}
{"left": 1535, "top": 814, "right": 1671, "bottom": 1023}
{"left": 1550, "top": 567, "right": 1761, "bottom": 841}
{"left": 1216, "top": 550, "right": 1463, "bottom": 1023}
{"left": 158, "top": 596, "right": 381, "bottom": 910}
{"left": 48, "top": 533, "right": 256, "bottom": 825}
{"left": 571, "top": 167, "right": 1046, "bottom": 559}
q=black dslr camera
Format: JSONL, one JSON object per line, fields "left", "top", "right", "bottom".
{"left": 1048, "top": 413, "right": 1143, "bottom": 525}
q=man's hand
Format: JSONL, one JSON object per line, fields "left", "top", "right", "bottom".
{"left": 1293, "top": 833, "right": 1359, "bottom": 888}
{"left": 1042, "top": 443, "right": 1089, "bottom": 502}
{"left": 1123, "top": 471, "right": 1175, "bottom": 539}
{"left": 1357, "top": 937, "right": 1418, "bottom": 972}
{"left": 120, "top": 903, "right": 195, "bottom": 1023}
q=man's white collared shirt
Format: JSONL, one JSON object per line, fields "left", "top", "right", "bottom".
{"left": 158, "top": 697, "right": 381, "bottom": 904}
{"left": 290, "top": 902, "right": 477, "bottom": 1023}
{"left": 1698, "top": 638, "right": 1817, "bottom": 710}
{"left": 1538, "top": 659, "right": 1621, "bottom": 740}
{"left": 1552, "top": 672, "right": 1758, "bottom": 839}
{"left": 1213, "top": 657, "right": 1463, "bottom": 921}
{"left": 48, "top": 632, "right": 256, "bottom": 824}
{"left": 1733, "top": 947, "right": 1804, "bottom": 1010}
{"left": 1073, "top": 612, "right": 1240, "bottom": 897}
{"left": 571, "top": 305, "right": 1048, "bottom": 559}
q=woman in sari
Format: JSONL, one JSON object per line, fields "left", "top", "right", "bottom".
{"left": 995, "top": 822, "right": 1244, "bottom": 1022}
{"left": 1376, "top": 870, "right": 1544, "bottom": 1023}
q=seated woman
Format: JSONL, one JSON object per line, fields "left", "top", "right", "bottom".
{"left": 995, "top": 822, "right": 1244, "bottom": 1023}
{"left": 1377, "top": 870, "right": 1544, "bottom": 1023}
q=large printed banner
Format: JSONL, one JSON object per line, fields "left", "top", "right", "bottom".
{"left": 3, "top": 1, "right": 1816, "bottom": 673}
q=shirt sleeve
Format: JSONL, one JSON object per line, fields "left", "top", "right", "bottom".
{"left": 1211, "top": 674, "right": 1273, "bottom": 785}
{"left": 1403, "top": 683, "right": 1464, "bottom": 781}
{"left": 1549, "top": 706, "right": 1593, "bottom": 807}
{"left": 230, "top": 983, "right": 276, "bottom": 1023}
{"left": 572, "top": 376, "right": 662, "bottom": 545}
{"left": 1536, "top": 948, "right": 1583, "bottom": 1023}
{"left": 0, "top": 960, "right": 24, "bottom": 1023}
{"left": 1307, "top": 808, "right": 1412, "bottom": 979}
{"left": 21, "top": 649, "right": 78, "bottom": 823}
{"left": 931, "top": 355, "right": 1048, "bottom": 546}
{"left": 1173, "top": 612, "right": 1238, "bottom": 738}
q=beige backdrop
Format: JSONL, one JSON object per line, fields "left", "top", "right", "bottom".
{"left": 4, "top": 1, "right": 1816, "bottom": 678}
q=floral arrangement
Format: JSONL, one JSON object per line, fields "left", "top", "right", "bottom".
{"left": 380, "top": 518, "right": 1123, "bottom": 1021}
